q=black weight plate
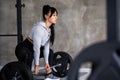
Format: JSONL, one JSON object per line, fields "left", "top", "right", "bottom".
{"left": 52, "top": 51, "right": 73, "bottom": 77}
{"left": 0, "top": 61, "right": 33, "bottom": 80}
{"left": 67, "top": 41, "right": 120, "bottom": 80}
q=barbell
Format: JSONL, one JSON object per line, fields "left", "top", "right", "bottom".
{"left": 0, "top": 51, "right": 73, "bottom": 80}
{"left": 40, "top": 63, "right": 62, "bottom": 70}
{"left": 41, "top": 51, "right": 73, "bottom": 78}
{"left": 33, "top": 63, "right": 62, "bottom": 80}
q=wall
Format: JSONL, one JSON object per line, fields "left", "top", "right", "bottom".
{"left": 0, "top": 0, "right": 106, "bottom": 66}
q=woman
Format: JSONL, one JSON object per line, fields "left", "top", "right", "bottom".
{"left": 15, "top": 5, "right": 58, "bottom": 75}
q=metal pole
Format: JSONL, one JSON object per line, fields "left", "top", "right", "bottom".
{"left": 15, "top": 0, "right": 25, "bottom": 44}
{"left": 117, "top": 0, "right": 120, "bottom": 41}
{"left": 106, "top": 0, "right": 119, "bottom": 41}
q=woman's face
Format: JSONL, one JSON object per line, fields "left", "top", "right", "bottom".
{"left": 46, "top": 11, "right": 58, "bottom": 24}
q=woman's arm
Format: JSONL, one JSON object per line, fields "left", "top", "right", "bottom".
{"left": 43, "top": 40, "right": 50, "bottom": 64}
{"left": 43, "top": 40, "right": 52, "bottom": 74}
{"left": 33, "top": 28, "right": 43, "bottom": 65}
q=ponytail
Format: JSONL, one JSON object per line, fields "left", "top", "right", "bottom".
{"left": 50, "top": 24, "right": 55, "bottom": 45}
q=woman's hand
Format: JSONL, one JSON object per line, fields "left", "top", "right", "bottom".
{"left": 45, "top": 64, "right": 52, "bottom": 74}
{"left": 34, "top": 65, "right": 39, "bottom": 75}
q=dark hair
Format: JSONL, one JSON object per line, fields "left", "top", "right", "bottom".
{"left": 42, "top": 5, "right": 58, "bottom": 20}
{"left": 42, "top": 5, "right": 58, "bottom": 45}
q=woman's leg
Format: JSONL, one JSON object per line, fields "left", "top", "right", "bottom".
{"left": 48, "top": 49, "right": 54, "bottom": 66}
{"left": 26, "top": 49, "right": 34, "bottom": 69}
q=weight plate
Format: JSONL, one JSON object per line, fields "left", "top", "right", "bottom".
{"left": 67, "top": 41, "right": 120, "bottom": 80}
{"left": 0, "top": 61, "right": 33, "bottom": 80}
{"left": 52, "top": 51, "right": 73, "bottom": 78}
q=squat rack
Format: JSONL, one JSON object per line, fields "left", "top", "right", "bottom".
{"left": 0, "top": 0, "right": 24, "bottom": 44}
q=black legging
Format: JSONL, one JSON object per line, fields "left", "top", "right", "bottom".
{"left": 15, "top": 38, "right": 54, "bottom": 69}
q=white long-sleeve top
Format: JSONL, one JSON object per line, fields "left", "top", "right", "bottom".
{"left": 29, "top": 21, "right": 50, "bottom": 65}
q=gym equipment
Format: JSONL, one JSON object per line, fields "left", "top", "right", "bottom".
{"left": 0, "top": 61, "right": 33, "bottom": 80}
{"left": 0, "top": 51, "right": 72, "bottom": 80}
{"left": 34, "top": 51, "right": 73, "bottom": 80}
{"left": 52, "top": 51, "right": 73, "bottom": 78}
{"left": 39, "top": 64, "right": 62, "bottom": 70}
{"left": 33, "top": 64, "right": 61, "bottom": 80}
{"left": 67, "top": 41, "right": 120, "bottom": 80}
{"left": 15, "top": 0, "right": 25, "bottom": 43}
{"left": 33, "top": 51, "right": 73, "bottom": 80}
{"left": 33, "top": 51, "right": 73, "bottom": 79}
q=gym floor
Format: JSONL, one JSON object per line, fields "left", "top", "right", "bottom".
{"left": 0, "top": 65, "right": 91, "bottom": 80}
{"left": 32, "top": 66, "right": 91, "bottom": 80}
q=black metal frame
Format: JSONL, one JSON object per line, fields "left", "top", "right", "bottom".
{"left": 0, "top": 34, "right": 17, "bottom": 36}
{"left": 0, "top": 0, "right": 24, "bottom": 44}
{"left": 15, "top": 0, "right": 25, "bottom": 43}
{"left": 106, "top": 0, "right": 119, "bottom": 41}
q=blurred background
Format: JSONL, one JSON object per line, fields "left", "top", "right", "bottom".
{"left": 0, "top": 0, "right": 106, "bottom": 67}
